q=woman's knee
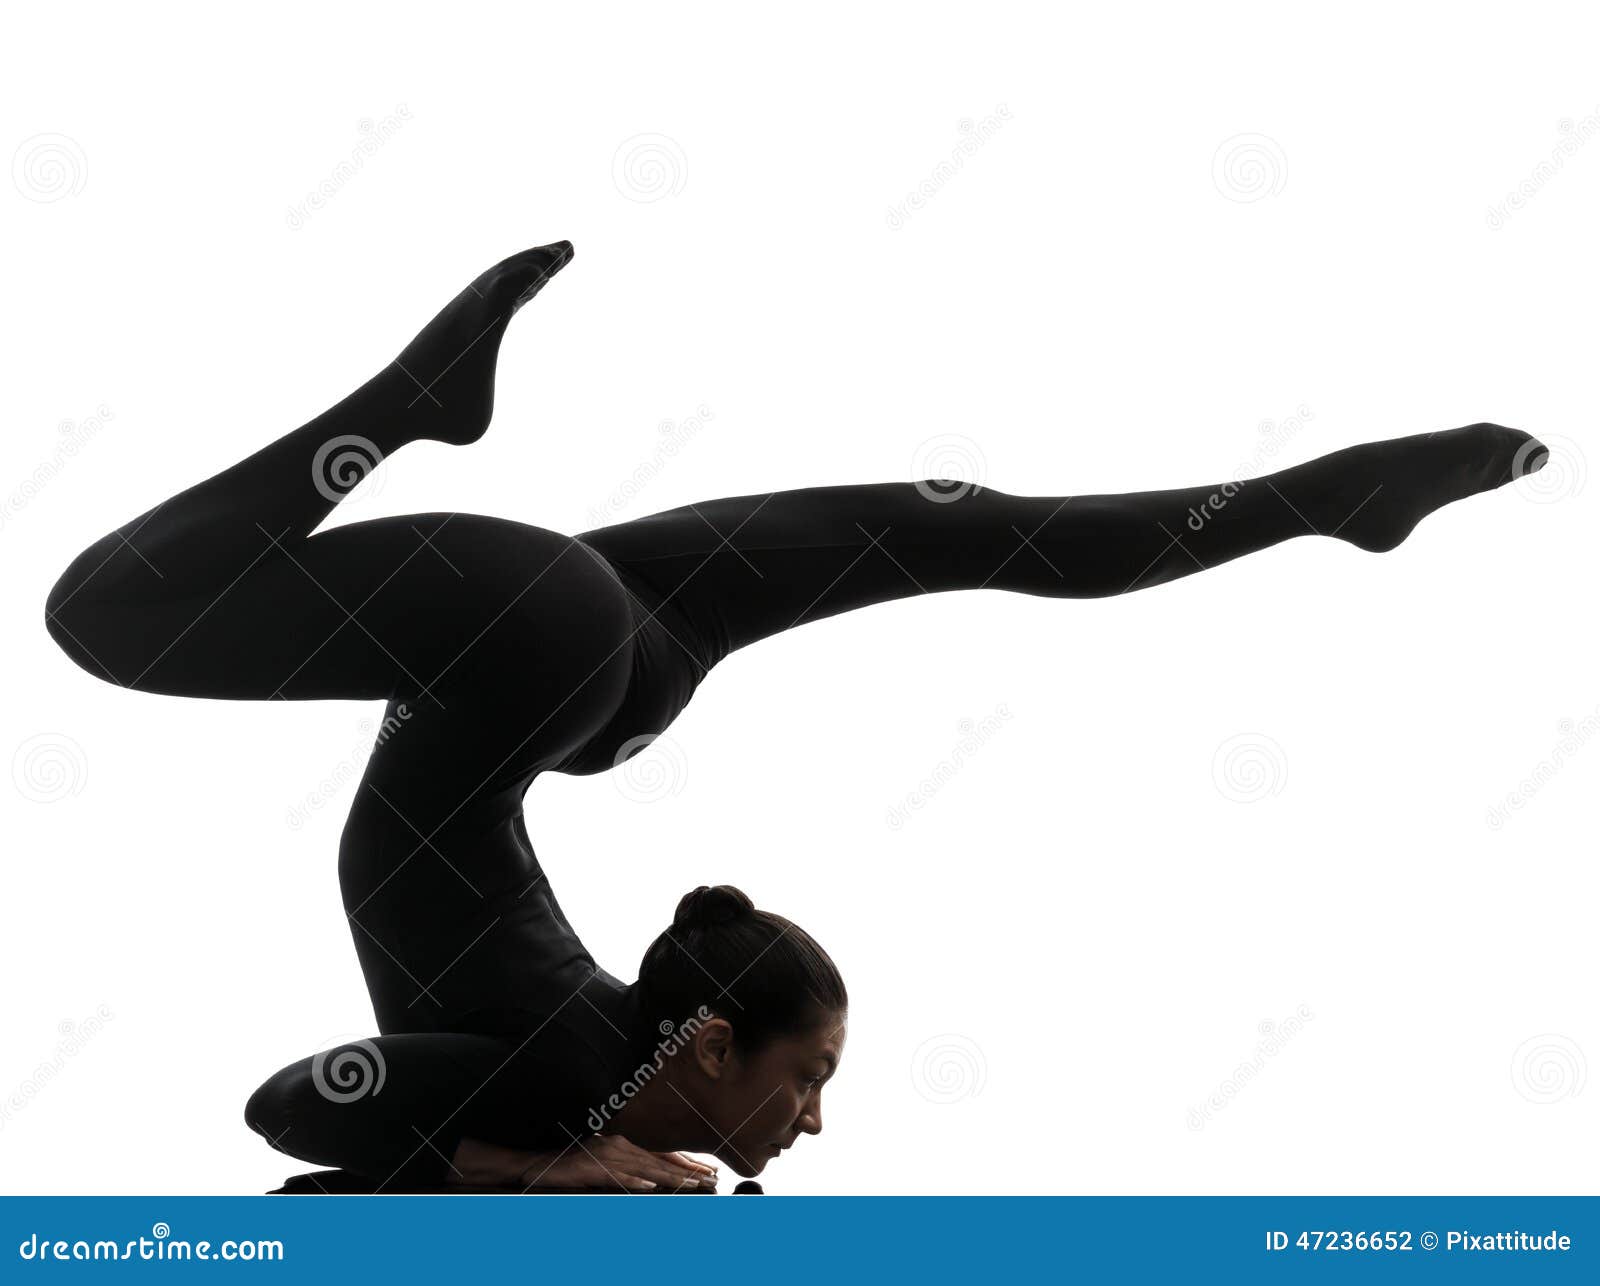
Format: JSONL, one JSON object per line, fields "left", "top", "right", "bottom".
{"left": 242, "top": 1063, "right": 304, "bottom": 1150}
{"left": 43, "top": 541, "right": 168, "bottom": 688}
{"left": 43, "top": 553, "right": 118, "bottom": 682}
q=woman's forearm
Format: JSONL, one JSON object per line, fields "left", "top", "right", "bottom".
{"left": 448, "top": 1135, "right": 555, "bottom": 1189}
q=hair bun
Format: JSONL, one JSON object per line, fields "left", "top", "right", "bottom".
{"left": 673, "top": 884, "right": 755, "bottom": 932}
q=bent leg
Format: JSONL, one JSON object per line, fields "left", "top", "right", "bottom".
{"left": 244, "top": 1032, "right": 525, "bottom": 1189}
{"left": 47, "top": 514, "right": 622, "bottom": 704}
{"left": 44, "top": 244, "right": 576, "bottom": 701}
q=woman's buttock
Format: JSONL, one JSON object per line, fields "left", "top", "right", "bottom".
{"left": 545, "top": 553, "right": 716, "bottom": 777}
{"left": 330, "top": 520, "right": 713, "bottom": 942}
{"left": 327, "top": 515, "right": 643, "bottom": 936}
{"left": 326, "top": 524, "right": 714, "bottom": 1028}
{"left": 325, "top": 514, "right": 639, "bottom": 768}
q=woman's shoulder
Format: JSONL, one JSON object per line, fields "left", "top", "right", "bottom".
{"left": 448, "top": 1012, "right": 626, "bottom": 1149}
{"left": 453, "top": 1006, "right": 629, "bottom": 1090}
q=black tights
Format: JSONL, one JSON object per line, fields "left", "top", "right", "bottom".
{"left": 41, "top": 244, "right": 1540, "bottom": 1176}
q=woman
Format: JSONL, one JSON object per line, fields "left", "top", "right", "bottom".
{"left": 43, "top": 242, "right": 1544, "bottom": 1193}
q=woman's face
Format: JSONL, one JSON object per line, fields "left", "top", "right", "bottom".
{"left": 706, "top": 1010, "right": 847, "bottom": 1176}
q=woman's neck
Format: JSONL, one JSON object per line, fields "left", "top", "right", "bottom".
{"left": 601, "top": 1061, "right": 712, "bottom": 1152}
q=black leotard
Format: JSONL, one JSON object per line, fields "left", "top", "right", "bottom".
{"left": 41, "top": 246, "right": 1538, "bottom": 1186}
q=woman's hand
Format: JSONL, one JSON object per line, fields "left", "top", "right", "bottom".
{"left": 520, "top": 1135, "right": 718, "bottom": 1193}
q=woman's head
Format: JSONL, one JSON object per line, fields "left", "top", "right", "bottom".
{"left": 636, "top": 884, "right": 847, "bottom": 1175}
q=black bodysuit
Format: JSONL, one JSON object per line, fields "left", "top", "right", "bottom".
{"left": 40, "top": 245, "right": 1537, "bottom": 1188}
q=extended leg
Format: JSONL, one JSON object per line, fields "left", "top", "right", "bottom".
{"left": 580, "top": 423, "right": 1546, "bottom": 664}
{"left": 44, "top": 244, "right": 577, "bottom": 701}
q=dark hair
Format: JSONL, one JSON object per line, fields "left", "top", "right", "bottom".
{"left": 636, "top": 884, "right": 847, "bottom": 1055}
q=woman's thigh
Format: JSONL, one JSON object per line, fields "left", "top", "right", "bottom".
{"left": 51, "top": 512, "right": 638, "bottom": 713}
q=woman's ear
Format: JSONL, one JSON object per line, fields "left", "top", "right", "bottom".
{"left": 691, "top": 1017, "right": 738, "bottom": 1080}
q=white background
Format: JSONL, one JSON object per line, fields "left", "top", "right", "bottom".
{"left": 1, "top": 1, "right": 1594, "bottom": 1196}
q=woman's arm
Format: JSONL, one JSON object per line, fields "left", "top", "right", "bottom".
{"left": 448, "top": 1135, "right": 719, "bottom": 1193}
{"left": 245, "top": 1031, "right": 720, "bottom": 1192}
